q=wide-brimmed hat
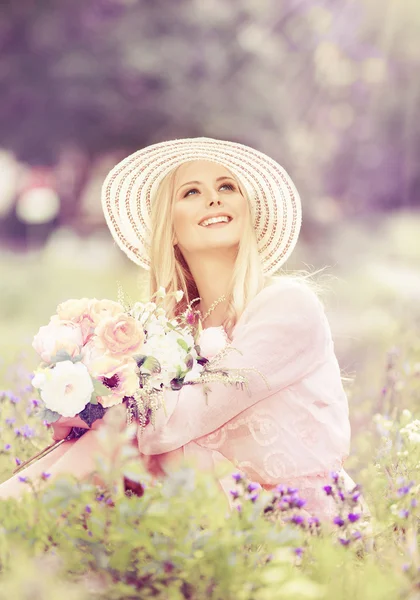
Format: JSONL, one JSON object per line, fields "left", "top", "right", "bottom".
{"left": 101, "top": 137, "right": 302, "bottom": 275}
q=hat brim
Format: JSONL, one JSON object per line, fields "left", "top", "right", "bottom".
{"left": 101, "top": 137, "right": 302, "bottom": 275}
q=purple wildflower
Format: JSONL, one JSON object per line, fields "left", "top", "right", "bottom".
{"left": 352, "top": 531, "right": 362, "bottom": 540}
{"left": 18, "top": 476, "right": 28, "bottom": 483}
{"left": 352, "top": 492, "right": 361, "bottom": 503}
{"left": 330, "top": 472, "right": 340, "bottom": 483}
{"left": 6, "top": 418, "right": 16, "bottom": 426}
{"left": 339, "top": 538, "right": 351, "bottom": 546}
{"left": 398, "top": 485, "right": 412, "bottom": 497}
{"left": 399, "top": 509, "right": 410, "bottom": 519}
{"left": 348, "top": 513, "right": 360, "bottom": 523}
{"left": 85, "top": 505, "right": 92, "bottom": 514}
{"left": 231, "top": 473, "right": 242, "bottom": 482}
{"left": 247, "top": 482, "right": 260, "bottom": 493}
{"left": 294, "top": 547, "right": 304, "bottom": 557}
{"left": 15, "top": 457, "right": 22, "bottom": 466}
{"left": 249, "top": 492, "right": 259, "bottom": 503}
{"left": 41, "top": 472, "right": 51, "bottom": 480}
{"left": 21, "top": 424, "right": 36, "bottom": 439}
{"left": 236, "top": 503, "right": 242, "bottom": 513}
{"left": 333, "top": 516, "right": 345, "bottom": 527}
{"left": 4, "top": 444, "right": 11, "bottom": 451}
{"left": 287, "top": 487, "right": 298, "bottom": 495}
{"left": 96, "top": 494, "right": 105, "bottom": 502}
{"left": 290, "top": 515, "right": 305, "bottom": 526}
{"left": 229, "top": 490, "right": 240, "bottom": 500}
{"left": 291, "top": 496, "right": 307, "bottom": 509}
{"left": 275, "top": 484, "right": 286, "bottom": 495}
{"left": 411, "top": 498, "right": 417, "bottom": 508}
{"left": 323, "top": 485, "right": 333, "bottom": 496}
{"left": 31, "top": 399, "right": 40, "bottom": 407}
{"left": 308, "top": 516, "right": 320, "bottom": 527}
{"left": 338, "top": 491, "right": 345, "bottom": 502}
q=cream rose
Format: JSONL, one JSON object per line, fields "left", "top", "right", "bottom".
{"left": 198, "top": 326, "right": 228, "bottom": 360}
{"left": 88, "top": 299, "right": 125, "bottom": 326}
{"left": 95, "top": 313, "right": 145, "bottom": 356}
{"left": 32, "top": 318, "right": 83, "bottom": 363}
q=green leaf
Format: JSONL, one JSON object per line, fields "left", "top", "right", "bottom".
{"left": 177, "top": 338, "right": 189, "bottom": 352}
{"left": 39, "top": 408, "right": 61, "bottom": 424}
{"left": 90, "top": 393, "right": 98, "bottom": 405}
{"left": 142, "top": 356, "right": 161, "bottom": 374}
{"left": 50, "top": 350, "right": 73, "bottom": 363}
{"left": 92, "top": 378, "right": 113, "bottom": 397}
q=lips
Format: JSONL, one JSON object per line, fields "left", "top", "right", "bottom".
{"left": 198, "top": 213, "right": 233, "bottom": 227}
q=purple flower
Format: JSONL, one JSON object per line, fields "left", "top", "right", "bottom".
{"left": 338, "top": 491, "right": 345, "bottom": 502}
{"left": 41, "top": 472, "right": 51, "bottom": 480}
{"left": 4, "top": 444, "right": 11, "bottom": 451}
{"left": 247, "top": 482, "right": 260, "bottom": 493}
{"left": 333, "top": 516, "right": 345, "bottom": 527}
{"left": 399, "top": 509, "right": 410, "bottom": 519}
{"left": 229, "top": 490, "right": 240, "bottom": 500}
{"left": 323, "top": 485, "right": 333, "bottom": 496}
{"left": 249, "top": 492, "right": 259, "bottom": 503}
{"left": 18, "top": 476, "right": 28, "bottom": 483}
{"left": 275, "top": 484, "right": 286, "bottom": 495}
{"left": 352, "top": 492, "right": 361, "bottom": 503}
{"left": 294, "top": 547, "right": 304, "bottom": 557}
{"left": 15, "top": 457, "right": 22, "bottom": 466}
{"left": 411, "top": 498, "right": 417, "bottom": 508}
{"left": 6, "top": 418, "right": 16, "bottom": 426}
{"left": 231, "top": 472, "right": 242, "bottom": 482}
{"left": 352, "top": 531, "right": 362, "bottom": 540}
{"left": 348, "top": 513, "right": 360, "bottom": 523}
{"left": 236, "top": 503, "right": 242, "bottom": 513}
{"left": 85, "top": 505, "right": 92, "bottom": 514}
{"left": 397, "top": 485, "right": 412, "bottom": 497}
{"left": 339, "top": 537, "right": 351, "bottom": 546}
{"left": 96, "top": 494, "right": 105, "bottom": 502}
{"left": 330, "top": 472, "right": 340, "bottom": 483}
{"left": 287, "top": 487, "right": 298, "bottom": 495}
{"left": 31, "top": 399, "right": 40, "bottom": 407}
{"left": 291, "top": 496, "right": 307, "bottom": 509}
{"left": 291, "top": 515, "right": 305, "bottom": 526}
{"left": 20, "top": 424, "right": 36, "bottom": 439}
{"left": 308, "top": 516, "right": 320, "bottom": 527}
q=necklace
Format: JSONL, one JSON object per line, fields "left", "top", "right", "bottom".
{"left": 200, "top": 294, "right": 226, "bottom": 323}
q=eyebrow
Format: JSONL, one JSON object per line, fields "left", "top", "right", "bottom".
{"left": 177, "top": 176, "right": 235, "bottom": 193}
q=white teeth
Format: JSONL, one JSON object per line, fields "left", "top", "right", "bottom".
{"left": 200, "top": 216, "right": 231, "bottom": 227}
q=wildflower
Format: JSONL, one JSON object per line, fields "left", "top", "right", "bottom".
{"left": 21, "top": 424, "right": 36, "bottom": 439}
{"left": 5, "top": 418, "right": 16, "bottom": 426}
{"left": 411, "top": 498, "right": 417, "bottom": 508}
{"left": 339, "top": 538, "right": 351, "bottom": 546}
{"left": 308, "top": 516, "right": 320, "bottom": 527}
{"left": 399, "top": 509, "right": 410, "bottom": 519}
{"left": 290, "top": 515, "right": 305, "bottom": 526}
{"left": 348, "top": 513, "right": 360, "bottom": 523}
{"left": 333, "top": 516, "right": 345, "bottom": 527}
{"left": 85, "top": 505, "right": 92, "bottom": 514}
{"left": 18, "top": 476, "right": 28, "bottom": 483}
{"left": 96, "top": 494, "right": 105, "bottom": 502}
{"left": 275, "top": 484, "right": 286, "bottom": 495}
{"left": 323, "top": 485, "right": 333, "bottom": 496}
{"left": 4, "top": 444, "right": 11, "bottom": 451}
{"left": 236, "top": 503, "right": 242, "bottom": 513}
{"left": 294, "top": 547, "right": 304, "bottom": 557}
{"left": 352, "top": 531, "right": 362, "bottom": 540}
{"left": 41, "top": 472, "right": 51, "bottom": 480}
{"left": 15, "top": 457, "right": 22, "bottom": 466}
{"left": 290, "top": 496, "right": 306, "bottom": 509}
{"left": 174, "top": 290, "right": 184, "bottom": 302}
{"left": 287, "top": 487, "right": 298, "bottom": 494}
{"left": 397, "top": 483, "right": 413, "bottom": 497}
{"left": 249, "top": 492, "right": 259, "bottom": 503}
{"left": 247, "top": 482, "right": 261, "bottom": 493}
{"left": 232, "top": 473, "right": 242, "bottom": 483}
{"left": 230, "top": 490, "right": 240, "bottom": 500}
{"left": 31, "top": 399, "right": 40, "bottom": 407}
{"left": 330, "top": 472, "right": 340, "bottom": 483}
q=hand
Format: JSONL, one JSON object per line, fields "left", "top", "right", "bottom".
{"left": 51, "top": 414, "right": 104, "bottom": 442}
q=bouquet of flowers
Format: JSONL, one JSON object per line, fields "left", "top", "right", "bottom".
{"left": 14, "top": 287, "right": 252, "bottom": 473}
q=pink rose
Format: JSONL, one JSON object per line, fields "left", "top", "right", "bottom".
{"left": 96, "top": 360, "right": 139, "bottom": 408}
{"left": 81, "top": 339, "right": 131, "bottom": 378}
{"left": 95, "top": 313, "right": 145, "bottom": 356}
{"left": 32, "top": 318, "right": 83, "bottom": 363}
{"left": 88, "top": 299, "right": 125, "bottom": 327}
{"left": 56, "top": 298, "right": 95, "bottom": 344}
{"left": 198, "top": 326, "right": 228, "bottom": 360}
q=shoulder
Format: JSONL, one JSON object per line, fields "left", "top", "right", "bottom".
{"left": 246, "top": 276, "right": 325, "bottom": 321}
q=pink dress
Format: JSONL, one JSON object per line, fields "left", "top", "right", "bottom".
{"left": 0, "top": 279, "right": 360, "bottom": 519}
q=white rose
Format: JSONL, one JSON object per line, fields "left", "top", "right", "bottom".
{"left": 32, "top": 361, "right": 94, "bottom": 417}
{"left": 174, "top": 290, "right": 184, "bottom": 302}
{"left": 32, "top": 318, "right": 84, "bottom": 363}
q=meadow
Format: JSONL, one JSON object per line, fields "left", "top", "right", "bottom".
{"left": 0, "top": 211, "right": 419, "bottom": 599}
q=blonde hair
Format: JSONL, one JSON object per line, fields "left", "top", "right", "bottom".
{"left": 148, "top": 161, "right": 332, "bottom": 339}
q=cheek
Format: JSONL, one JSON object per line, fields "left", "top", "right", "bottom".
{"left": 172, "top": 204, "right": 193, "bottom": 243}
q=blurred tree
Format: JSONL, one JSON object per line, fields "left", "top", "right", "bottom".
{"left": 0, "top": 0, "right": 418, "bottom": 229}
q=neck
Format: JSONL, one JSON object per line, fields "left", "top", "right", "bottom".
{"left": 185, "top": 249, "right": 236, "bottom": 327}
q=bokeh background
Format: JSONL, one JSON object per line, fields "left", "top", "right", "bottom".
{"left": 1, "top": 0, "right": 419, "bottom": 470}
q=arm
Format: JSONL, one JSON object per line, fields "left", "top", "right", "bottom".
{"left": 139, "top": 280, "right": 330, "bottom": 455}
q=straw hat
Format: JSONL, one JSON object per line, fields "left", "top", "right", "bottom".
{"left": 101, "top": 137, "right": 302, "bottom": 275}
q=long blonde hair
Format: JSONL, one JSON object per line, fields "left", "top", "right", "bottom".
{"left": 148, "top": 161, "right": 330, "bottom": 338}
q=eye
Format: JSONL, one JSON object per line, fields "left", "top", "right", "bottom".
{"left": 183, "top": 188, "right": 199, "bottom": 198}
{"left": 220, "top": 183, "right": 236, "bottom": 191}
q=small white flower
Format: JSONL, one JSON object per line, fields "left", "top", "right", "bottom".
{"left": 175, "top": 290, "right": 184, "bottom": 302}
{"left": 156, "top": 287, "right": 166, "bottom": 299}
{"left": 32, "top": 360, "right": 94, "bottom": 417}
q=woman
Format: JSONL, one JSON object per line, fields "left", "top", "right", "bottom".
{"left": 0, "top": 138, "right": 364, "bottom": 520}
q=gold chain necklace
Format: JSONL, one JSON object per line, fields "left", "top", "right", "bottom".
{"left": 200, "top": 294, "right": 226, "bottom": 323}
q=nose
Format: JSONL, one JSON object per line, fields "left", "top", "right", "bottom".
{"left": 205, "top": 189, "right": 223, "bottom": 208}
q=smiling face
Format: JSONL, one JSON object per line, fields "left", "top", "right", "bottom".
{"left": 172, "top": 160, "right": 250, "bottom": 261}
